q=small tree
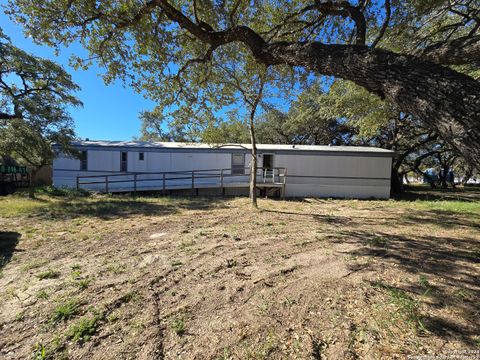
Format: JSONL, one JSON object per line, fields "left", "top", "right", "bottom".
{"left": 0, "top": 29, "right": 81, "bottom": 198}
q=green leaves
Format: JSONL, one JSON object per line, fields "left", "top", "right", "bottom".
{"left": 0, "top": 28, "right": 81, "bottom": 169}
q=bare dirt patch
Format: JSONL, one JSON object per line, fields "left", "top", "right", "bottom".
{"left": 0, "top": 189, "right": 479, "bottom": 359}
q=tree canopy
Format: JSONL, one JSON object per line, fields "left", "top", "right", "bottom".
{"left": 6, "top": 0, "right": 480, "bottom": 169}
{"left": 0, "top": 28, "right": 82, "bottom": 197}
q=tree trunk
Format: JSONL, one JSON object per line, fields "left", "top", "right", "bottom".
{"left": 249, "top": 119, "right": 258, "bottom": 209}
{"left": 28, "top": 168, "right": 37, "bottom": 199}
{"left": 462, "top": 167, "right": 473, "bottom": 186}
{"left": 390, "top": 166, "right": 403, "bottom": 195}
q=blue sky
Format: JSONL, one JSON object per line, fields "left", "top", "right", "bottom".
{"left": 1, "top": 5, "right": 156, "bottom": 141}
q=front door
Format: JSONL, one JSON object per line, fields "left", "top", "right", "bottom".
{"left": 263, "top": 154, "right": 274, "bottom": 170}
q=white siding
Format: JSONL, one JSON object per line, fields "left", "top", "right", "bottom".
{"left": 53, "top": 147, "right": 392, "bottom": 198}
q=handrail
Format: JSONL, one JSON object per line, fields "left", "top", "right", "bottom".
{"left": 76, "top": 167, "right": 287, "bottom": 194}
{"left": 76, "top": 167, "right": 286, "bottom": 179}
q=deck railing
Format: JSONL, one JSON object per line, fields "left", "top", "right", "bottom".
{"left": 76, "top": 167, "right": 287, "bottom": 194}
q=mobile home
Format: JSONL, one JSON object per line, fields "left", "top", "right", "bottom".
{"left": 53, "top": 140, "right": 394, "bottom": 198}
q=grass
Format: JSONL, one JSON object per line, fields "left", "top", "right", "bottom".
{"left": 36, "top": 269, "right": 60, "bottom": 280}
{"left": 412, "top": 200, "right": 480, "bottom": 216}
{"left": 76, "top": 278, "right": 92, "bottom": 290}
{"left": 1, "top": 186, "right": 478, "bottom": 358}
{"left": 67, "top": 316, "right": 99, "bottom": 343}
{"left": 171, "top": 318, "right": 185, "bottom": 336}
{"left": 373, "top": 281, "right": 426, "bottom": 334}
{"left": 51, "top": 299, "right": 79, "bottom": 324}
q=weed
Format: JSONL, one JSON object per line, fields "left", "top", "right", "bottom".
{"left": 366, "top": 235, "right": 389, "bottom": 248}
{"left": 454, "top": 288, "right": 473, "bottom": 300}
{"left": 171, "top": 318, "right": 185, "bottom": 336}
{"left": 51, "top": 299, "right": 79, "bottom": 324}
{"left": 283, "top": 298, "right": 296, "bottom": 307}
{"left": 259, "top": 302, "right": 269, "bottom": 313}
{"left": 226, "top": 258, "right": 237, "bottom": 268}
{"left": 76, "top": 278, "right": 92, "bottom": 290}
{"left": 106, "top": 264, "right": 125, "bottom": 274}
{"left": 15, "top": 311, "right": 25, "bottom": 322}
{"left": 373, "top": 281, "right": 426, "bottom": 333}
{"left": 21, "top": 260, "right": 48, "bottom": 272}
{"left": 33, "top": 343, "right": 46, "bottom": 360}
{"left": 120, "top": 290, "right": 141, "bottom": 303}
{"left": 67, "top": 316, "right": 98, "bottom": 343}
{"left": 36, "top": 269, "right": 60, "bottom": 280}
{"left": 419, "top": 275, "right": 429, "bottom": 288}
{"left": 217, "top": 347, "right": 231, "bottom": 360}
{"left": 108, "top": 313, "right": 119, "bottom": 322}
{"left": 71, "top": 269, "right": 82, "bottom": 279}
{"left": 171, "top": 260, "right": 183, "bottom": 267}
{"left": 36, "top": 289, "right": 49, "bottom": 300}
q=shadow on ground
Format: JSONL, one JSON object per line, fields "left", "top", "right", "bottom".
{"left": 0, "top": 231, "right": 21, "bottom": 269}
{"left": 28, "top": 196, "right": 231, "bottom": 220}
{"left": 394, "top": 185, "right": 480, "bottom": 202}
{"left": 334, "top": 229, "right": 479, "bottom": 347}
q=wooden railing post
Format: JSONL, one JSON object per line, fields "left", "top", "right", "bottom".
{"left": 105, "top": 175, "right": 109, "bottom": 193}
{"left": 162, "top": 173, "right": 166, "bottom": 195}
{"left": 220, "top": 169, "right": 225, "bottom": 196}
{"left": 191, "top": 171, "right": 195, "bottom": 195}
{"left": 133, "top": 173, "right": 137, "bottom": 195}
{"left": 76, "top": 176, "right": 80, "bottom": 190}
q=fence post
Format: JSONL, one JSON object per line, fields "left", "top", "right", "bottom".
{"left": 105, "top": 175, "right": 109, "bottom": 193}
{"left": 133, "top": 173, "right": 137, "bottom": 196}
{"left": 76, "top": 176, "right": 79, "bottom": 190}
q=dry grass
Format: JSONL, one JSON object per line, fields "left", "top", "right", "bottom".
{"left": 0, "top": 187, "right": 479, "bottom": 359}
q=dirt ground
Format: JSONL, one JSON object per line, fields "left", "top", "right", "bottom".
{"left": 0, "top": 187, "right": 479, "bottom": 359}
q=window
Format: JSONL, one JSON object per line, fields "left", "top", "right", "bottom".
{"left": 139, "top": 152, "right": 144, "bottom": 161}
{"left": 80, "top": 151, "right": 88, "bottom": 170}
{"left": 231, "top": 153, "right": 245, "bottom": 175}
{"left": 120, "top": 152, "right": 128, "bottom": 172}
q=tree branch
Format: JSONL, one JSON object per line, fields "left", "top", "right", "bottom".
{"left": 418, "top": 34, "right": 480, "bottom": 65}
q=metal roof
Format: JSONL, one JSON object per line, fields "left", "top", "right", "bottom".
{"left": 68, "top": 140, "right": 394, "bottom": 155}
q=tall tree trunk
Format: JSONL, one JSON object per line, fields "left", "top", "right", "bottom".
{"left": 249, "top": 116, "right": 258, "bottom": 208}
{"left": 390, "top": 166, "right": 403, "bottom": 194}
{"left": 28, "top": 168, "right": 37, "bottom": 199}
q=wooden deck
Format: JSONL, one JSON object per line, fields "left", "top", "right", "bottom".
{"left": 76, "top": 167, "right": 287, "bottom": 198}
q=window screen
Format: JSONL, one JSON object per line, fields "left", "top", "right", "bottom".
{"left": 80, "top": 151, "right": 88, "bottom": 170}
{"left": 231, "top": 153, "right": 245, "bottom": 175}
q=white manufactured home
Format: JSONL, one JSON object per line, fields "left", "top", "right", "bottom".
{"left": 53, "top": 140, "right": 394, "bottom": 198}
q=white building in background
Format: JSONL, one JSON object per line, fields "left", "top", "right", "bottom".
{"left": 53, "top": 140, "right": 395, "bottom": 198}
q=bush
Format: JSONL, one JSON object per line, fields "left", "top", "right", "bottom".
{"left": 36, "top": 186, "right": 90, "bottom": 197}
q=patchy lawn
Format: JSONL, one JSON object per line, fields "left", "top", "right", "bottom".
{"left": 0, "top": 187, "right": 479, "bottom": 359}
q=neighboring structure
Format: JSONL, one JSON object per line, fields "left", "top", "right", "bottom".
{"left": 53, "top": 140, "right": 394, "bottom": 198}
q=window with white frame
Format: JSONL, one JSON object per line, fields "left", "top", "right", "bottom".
{"left": 231, "top": 153, "right": 245, "bottom": 175}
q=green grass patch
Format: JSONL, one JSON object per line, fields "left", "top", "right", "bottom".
{"left": 373, "top": 281, "right": 426, "bottom": 333}
{"left": 36, "top": 268, "right": 60, "bottom": 280}
{"left": 67, "top": 316, "right": 99, "bottom": 343}
{"left": 410, "top": 200, "right": 480, "bottom": 216}
{"left": 171, "top": 318, "right": 185, "bottom": 336}
{"left": 51, "top": 299, "right": 79, "bottom": 324}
